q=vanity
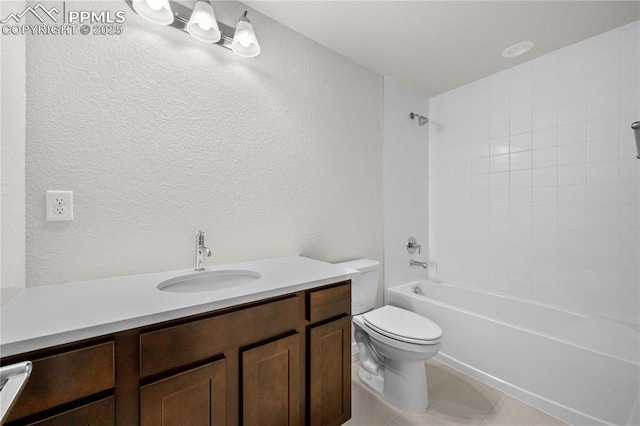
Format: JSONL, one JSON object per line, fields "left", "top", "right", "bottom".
{"left": 0, "top": 256, "right": 353, "bottom": 426}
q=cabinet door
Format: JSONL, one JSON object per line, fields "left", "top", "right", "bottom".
{"left": 308, "top": 316, "right": 351, "bottom": 426}
{"left": 242, "top": 334, "right": 301, "bottom": 426}
{"left": 140, "top": 359, "right": 227, "bottom": 426}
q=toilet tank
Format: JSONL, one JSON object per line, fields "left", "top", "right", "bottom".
{"left": 335, "top": 259, "right": 380, "bottom": 315}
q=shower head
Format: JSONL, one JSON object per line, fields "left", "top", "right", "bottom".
{"left": 632, "top": 121, "right": 640, "bottom": 160}
{"left": 410, "top": 112, "right": 429, "bottom": 126}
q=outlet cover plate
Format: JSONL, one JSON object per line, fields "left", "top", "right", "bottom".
{"left": 46, "top": 190, "right": 73, "bottom": 221}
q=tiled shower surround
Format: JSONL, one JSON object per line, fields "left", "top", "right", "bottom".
{"left": 428, "top": 21, "right": 640, "bottom": 324}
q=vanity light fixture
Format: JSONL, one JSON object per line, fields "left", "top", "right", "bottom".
{"left": 126, "top": 0, "right": 261, "bottom": 57}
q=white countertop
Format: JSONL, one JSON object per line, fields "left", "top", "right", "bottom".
{"left": 0, "top": 256, "right": 355, "bottom": 357}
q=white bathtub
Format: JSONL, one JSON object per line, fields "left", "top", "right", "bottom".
{"left": 388, "top": 281, "right": 640, "bottom": 426}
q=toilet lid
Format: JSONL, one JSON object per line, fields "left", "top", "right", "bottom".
{"left": 362, "top": 306, "right": 442, "bottom": 344}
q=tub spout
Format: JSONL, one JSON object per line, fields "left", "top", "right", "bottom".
{"left": 410, "top": 260, "right": 428, "bottom": 269}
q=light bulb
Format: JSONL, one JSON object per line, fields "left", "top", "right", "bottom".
{"left": 197, "top": 21, "right": 211, "bottom": 31}
{"left": 147, "top": 0, "right": 163, "bottom": 11}
{"left": 239, "top": 37, "right": 251, "bottom": 48}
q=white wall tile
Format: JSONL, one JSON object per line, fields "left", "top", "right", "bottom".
{"left": 490, "top": 154, "right": 510, "bottom": 172}
{"left": 533, "top": 147, "right": 558, "bottom": 168}
{"left": 587, "top": 138, "right": 620, "bottom": 162}
{"left": 490, "top": 171, "right": 510, "bottom": 189}
{"left": 619, "top": 228, "right": 639, "bottom": 252}
{"left": 587, "top": 160, "right": 619, "bottom": 183}
{"left": 559, "top": 79, "right": 587, "bottom": 104}
{"left": 510, "top": 114, "right": 532, "bottom": 135}
{"left": 587, "top": 183, "right": 620, "bottom": 205}
{"left": 510, "top": 95, "right": 533, "bottom": 117}
{"left": 558, "top": 184, "right": 586, "bottom": 205}
{"left": 587, "top": 93, "right": 620, "bottom": 119}
{"left": 533, "top": 187, "right": 558, "bottom": 205}
{"left": 558, "top": 100, "right": 587, "bottom": 125}
{"left": 620, "top": 206, "right": 639, "bottom": 229}
{"left": 558, "top": 226, "right": 587, "bottom": 247}
{"left": 510, "top": 170, "right": 532, "bottom": 188}
{"left": 510, "top": 188, "right": 532, "bottom": 206}
{"left": 510, "top": 207, "right": 532, "bottom": 225}
{"left": 533, "top": 128, "right": 558, "bottom": 150}
{"left": 429, "top": 22, "right": 639, "bottom": 324}
{"left": 533, "top": 206, "right": 557, "bottom": 225}
{"left": 620, "top": 181, "right": 639, "bottom": 205}
{"left": 558, "top": 164, "right": 587, "bottom": 185}
{"left": 558, "top": 206, "right": 587, "bottom": 227}
{"left": 587, "top": 205, "right": 620, "bottom": 228}
{"left": 510, "top": 151, "right": 532, "bottom": 170}
{"left": 510, "top": 132, "right": 532, "bottom": 152}
{"left": 533, "top": 167, "right": 558, "bottom": 187}
{"left": 559, "top": 58, "right": 587, "bottom": 82}
{"left": 558, "top": 143, "right": 587, "bottom": 165}
{"left": 587, "top": 115, "right": 620, "bottom": 141}
{"left": 558, "top": 122, "right": 587, "bottom": 145}
{"left": 533, "top": 108, "right": 559, "bottom": 130}
{"left": 490, "top": 137, "right": 510, "bottom": 155}
{"left": 588, "top": 226, "right": 619, "bottom": 250}
{"left": 490, "top": 119, "right": 509, "bottom": 138}
{"left": 471, "top": 139, "right": 490, "bottom": 158}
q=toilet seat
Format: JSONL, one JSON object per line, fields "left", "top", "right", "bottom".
{"left": 362, "top": 306, "right": 442, "bottom": 345}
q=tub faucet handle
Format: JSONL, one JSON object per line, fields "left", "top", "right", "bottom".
{"left": 407, "top": 237, "right": 421, "bottom": 254}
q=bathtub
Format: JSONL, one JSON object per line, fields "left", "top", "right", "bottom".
{"left": 388, "top": 281, "right": 640, "bottom": 426}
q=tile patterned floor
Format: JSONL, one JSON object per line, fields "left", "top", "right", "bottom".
{"left": 345, "top": 360, "right": 568, "bottom": 426}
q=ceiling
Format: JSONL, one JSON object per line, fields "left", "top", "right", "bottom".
{"left": 244, "top": 1, "right": 640, "bottom": 97}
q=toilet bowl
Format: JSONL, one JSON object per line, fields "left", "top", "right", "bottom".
{"left": 353, "top": 305, "right": 442, "bottom": 412}
{"left": 334, "top": 259, "right": 443, "bottom": 413}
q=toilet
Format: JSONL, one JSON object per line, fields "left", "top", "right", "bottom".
{"left": 336, "top": 259, "right": 442, "bottom": 413}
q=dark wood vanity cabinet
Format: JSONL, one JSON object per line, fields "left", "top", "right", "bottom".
{"left": 242, "top": 333, "right": 302, "bottom": 425}
{"left": 308, "top": 317, "right": 351, "bottom": 426}
{"left": 2, "top": 281, "right": 351, "bottom": 426}
{"left": 140, "top": 359, "right": 228, "bottom": 426}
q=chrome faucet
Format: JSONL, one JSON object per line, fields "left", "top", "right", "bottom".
{"left": 410, "top": 259, "right": 428, "bottom": 269}
{"left": 195, "top": 231, "right": 211, "bottom": 271}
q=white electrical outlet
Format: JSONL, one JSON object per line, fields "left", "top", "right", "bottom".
{"left": 46, "top": 190, "right": 73, "bottom": 221}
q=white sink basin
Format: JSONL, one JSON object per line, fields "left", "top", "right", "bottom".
{"left": 158, "top": 270, "right": 261, "bottom": 293}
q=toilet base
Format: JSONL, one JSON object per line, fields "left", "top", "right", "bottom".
{"left": 357, "top": 360, "right": 429, "bottom": 413}
{"left": 358, "top": 364, "right": 384, "bottom": 394}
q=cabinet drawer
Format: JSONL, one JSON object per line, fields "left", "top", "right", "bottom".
{"left": 307, "top": 282, "right": 351, "bottom": 323}
{"left": 26, "top": 396, "right": 115, "bottom": 426}
{"left": 140, "top": 295, "right": 300, "bottom": 378}
{"left": 7, "top": 342, "right": 115, "bottom": 422}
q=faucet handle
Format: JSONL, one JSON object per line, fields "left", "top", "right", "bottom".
{"left": 407, "top": 237, "right": 421, "bottom": 254}
{"left": 197, "top": 231, "right": 205, "bottom": 245}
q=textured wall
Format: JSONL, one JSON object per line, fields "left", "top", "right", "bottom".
{"left": 1, "top": 0, "right": 27, "bottom": 296}
{"left": 25, "top": 1, "right": 383, "bottom": 287}
{"left": 383, "top": 78, "right": 429, "bottom": 298}
{"left": 429, "top": 21, "right": 639, "bottom": 324}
